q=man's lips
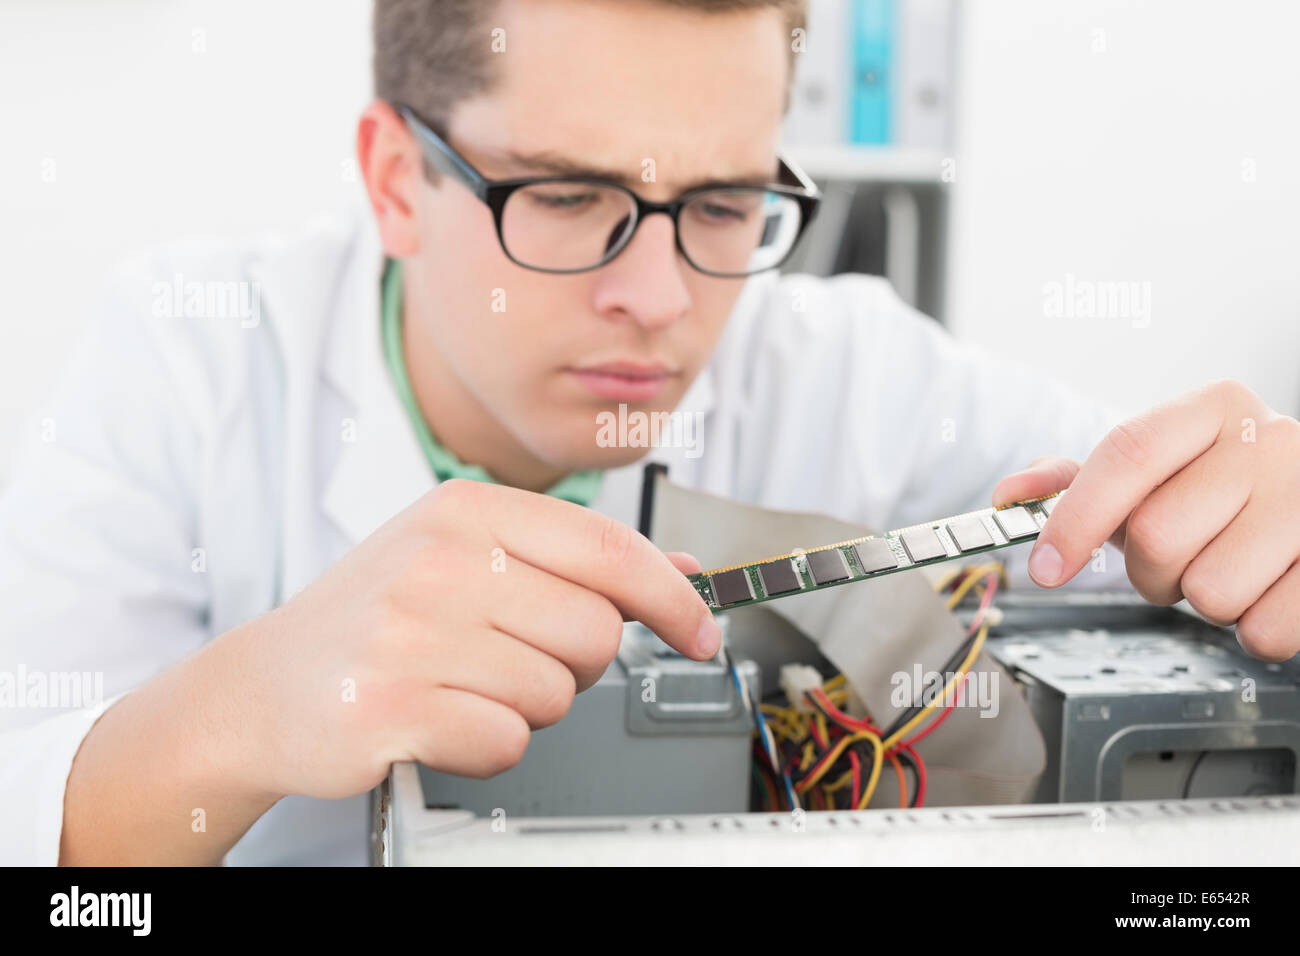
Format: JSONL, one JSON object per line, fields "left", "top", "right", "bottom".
{"left": 566, "top": 361, "right": 678, "bottom": 402}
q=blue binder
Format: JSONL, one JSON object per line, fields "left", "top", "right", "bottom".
{"left": 850, "top": 0, "right": 894, "bottom": 144}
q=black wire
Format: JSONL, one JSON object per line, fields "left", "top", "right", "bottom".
{"left": 751, "top": 741, "right": 780, "bottom": 811}
{"left": 881, "top": 626, "right": 982, "bottom": 740}
{"left": 802, "top": 693, "right": 888, "bottom": 810}
{"left": 784, "top": 684, "right": 929, "bottom": 810}
{"left": 883, "top": 569, "right": 1002, "bottom": 741}
{"left": 797, "top": 689, "right": 925, "bottom": 810}
{"left": 1182, "top": 750, "right": 1211, "bottom": 799}
{"left": 797, "top": 693, "right": 862, "bottom": 806}
{"left": 786, "top": 669, "right": 934, "bottom": 810}
{"left": 892, "top": 746, "right": 922, "bottom": 808}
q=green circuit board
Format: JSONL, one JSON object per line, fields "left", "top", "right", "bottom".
{"left": 688, "top": 491, "right": 1062, "bottom": 610}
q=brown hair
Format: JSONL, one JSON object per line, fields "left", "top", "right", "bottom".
{"left": 373, "top": 0, "right": 808, "bottom": 136}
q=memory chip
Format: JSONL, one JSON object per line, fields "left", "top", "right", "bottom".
{"left": 947, "top": 516, "right": 994, "bottom": 552}
{"left": 805, "top": 548, "right": 850, "bottom": 585}
{"left": 708, "top": 568, "right": 754, "bottom": 607}
{"left": 853, "top": 537, "right": 898, "bottom": 574}
{"left": 685, "top": 492, "right": 1062, "bottom": 611}
{"left": 994, "top": 505, "right": 1039, "bottom": 540}
{"left": 900, "top": 527, "right": 946, "bottom": 563}
{"left": 757, "top": 558, "right": 802, "bottom": 596}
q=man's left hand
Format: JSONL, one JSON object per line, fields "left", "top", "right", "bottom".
{"left": 993, "top": 379, "right": 1300, "bottom": 661}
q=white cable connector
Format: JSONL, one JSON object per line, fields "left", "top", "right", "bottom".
{"left": 779, "top": 663, "right": 825, "bottom": 712}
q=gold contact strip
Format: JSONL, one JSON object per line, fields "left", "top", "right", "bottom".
{"left": 695, "top": 491, "right": 1062, "bottom": 578}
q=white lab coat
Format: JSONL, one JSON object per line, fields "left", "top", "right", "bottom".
{"left": 0, "top": 204, "right": 1127, "bottom": 866}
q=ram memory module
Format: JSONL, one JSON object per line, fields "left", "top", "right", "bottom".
{"left": 688, "top": 491, "right": 1063, "bottom": 610}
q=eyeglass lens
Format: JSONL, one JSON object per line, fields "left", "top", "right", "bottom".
{"left": 499, "top": 181, "right": 803, "bottom": 275}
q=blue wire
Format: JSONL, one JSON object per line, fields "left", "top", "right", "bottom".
{"left": 729, "top": 658, "right": 799, "bottom": 811}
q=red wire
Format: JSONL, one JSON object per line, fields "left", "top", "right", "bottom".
{"left": 795, "top": 747, "right": 841, "bottom": 794}
{"left": 795, "top": 571, "right": 998, "bottom": 807}
{"left": 753, "top": 744, "right": 780, "bottom": 810}
{"left": 902, "top": 673, "right": 967, "bottom": 746}
{"left": 809, "top": 708, "right": 829, "bottom": 750}
{"left": 801, "top": 660, "right": 930, "bottom": 810}
{"left": 957, "top": 571, "right": 1000, "bottom": 636}
{"left": 793, "top": 691, "right": 870, "bottom": 794}
{"left": 809, "top": 688, "right": 882, "bottom": 735}
{"left": 898, "top": 742, "right": 927, "bottom": 806}
{"left": 897, "top": 572, "right": 1001, "bottom": 748}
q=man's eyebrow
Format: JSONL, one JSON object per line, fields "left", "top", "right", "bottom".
{"left": 494, "top": 148, "right": 777, "bottom": 191}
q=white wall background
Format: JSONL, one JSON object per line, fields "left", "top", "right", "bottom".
{"left": 946, "top": 0, "right": 1300, "bottom": 420}
{"left": 0, "top": 0, "right": 373, "bottom": 480}
{"left": 1, "top": 0, "right": 1298, "bottom": 483}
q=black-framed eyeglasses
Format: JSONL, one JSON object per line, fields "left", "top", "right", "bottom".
{"left": 396, "top": 104, "right": 821, "bottom": 278}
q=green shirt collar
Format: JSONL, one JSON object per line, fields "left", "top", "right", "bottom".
{"left": 380, "top": 258, "right": 603, "bottom": 507}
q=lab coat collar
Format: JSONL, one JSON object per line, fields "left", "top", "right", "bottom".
{"left": 317, "top": 210, "right": 434, "bottom": 545}
{"left": 248, "top": 203, "right": 433, "bottom": 549}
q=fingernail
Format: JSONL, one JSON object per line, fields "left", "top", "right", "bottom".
{"left": 696, "top": 614, "right": 722, "bottom": 658}
{"left": 1028, "top": 542, "right": 1063, "bottom": 586}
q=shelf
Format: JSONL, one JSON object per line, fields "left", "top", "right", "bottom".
{"left": 783, "top": 144, "right": 952, "bottom": 183}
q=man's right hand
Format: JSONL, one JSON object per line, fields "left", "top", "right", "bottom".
{"left": 237, "top": 478, "right": 718, "bottom": 801}
{"left": 60, "top": 478, "right": 716, "bottom": 864}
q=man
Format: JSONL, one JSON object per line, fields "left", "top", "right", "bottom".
{"left": 1, "top": 0, "right": 1296, "bottom": 867}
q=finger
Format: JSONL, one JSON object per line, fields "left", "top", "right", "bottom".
{"left": 439, "top": 480, "right": 720, "bottom": 659}
{"left": 1028, "top": 385, "right": 1236, "bottom": 587}
{"left": 480, "top": 557, "right": 626, "bottom": 691}
{"left": 427, "top": 623, "right": 578, "bottom": 730}
{"left": 1180, "top": 496, "right": 1300, "bottom": 627}
{"left": 400, "top": 686, "right": 532, "bottom": 778}
{"left": 992, "top": 457, "right": 1080, "bottom": 508}
{"left": 1236, "top": 557, "right": 1300, "bottom": 662}
{"left": 665, "top": 551, "right": 703, "bottom": 575}
{"left": 1119, "top": 439, "right": 1252, "bottom": 606}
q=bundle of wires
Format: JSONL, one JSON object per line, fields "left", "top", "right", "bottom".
{"left": 738, "top": 561, "right": 1005, "bottom": 812}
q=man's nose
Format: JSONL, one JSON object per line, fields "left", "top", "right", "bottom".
{"left": 590, "top": 212, "right": 691, "bottom": 331}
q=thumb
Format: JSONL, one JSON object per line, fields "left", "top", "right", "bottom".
{"left": 992, "top": 456, "right": 1080, "bottom": 508}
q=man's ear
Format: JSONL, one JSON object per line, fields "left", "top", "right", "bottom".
{"left": 356, "top": 99, "right": 422, "bottom": 258}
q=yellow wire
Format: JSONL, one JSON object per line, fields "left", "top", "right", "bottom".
{"left": 880, "top": 620, "right": 988, "bottom": 752}
{"left": 853, "top": 730, "right": 885, "bottom": 810}
{"left": 946, "top": 563, "right": 1000, "bottom": 608}
{"left": 933, "top": 560, "right": 1002, "bottom": 598}
{"left": 799, "top": 739, "right": 816, "bottom": 771}
{"left": 751, "top": 562, "right": 1001, "bottom": 812}
{"left": 813, "top": 711, "right": 829, "bottom": 747}
{"left": 823, "top": 767, "right": 856, "bottom": 794}
{"left": 930, "top": 565, "right": 967, "bottom": 593}
{"left": 796, "top": 730, "right": 873, "bottom": 792}
{"left": 873, "top": 562, "right": 997, "bottom": 752}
